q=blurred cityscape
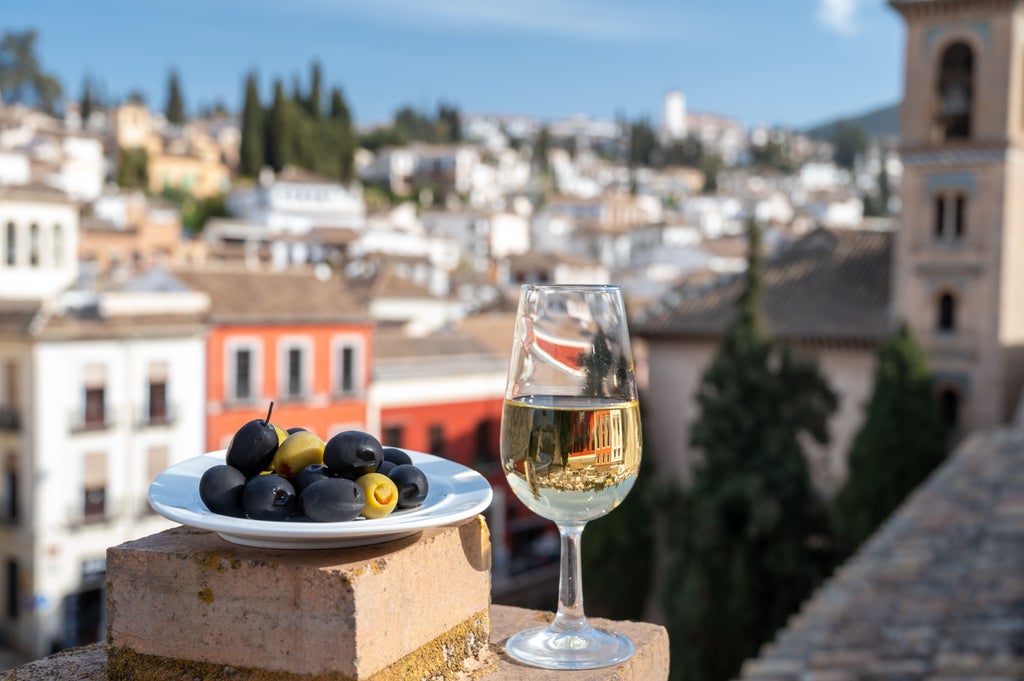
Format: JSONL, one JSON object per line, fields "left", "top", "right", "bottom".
{"left": 2, "top": 2, "right": 1023, "bottom": 677}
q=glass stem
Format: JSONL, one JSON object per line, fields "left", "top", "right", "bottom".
{"left": 551, "top": 521, "right": 591, "bottom": 634}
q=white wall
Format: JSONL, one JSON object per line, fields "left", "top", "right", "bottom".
{"left": 23, "top": 333, "right": 205, "bottom": 656}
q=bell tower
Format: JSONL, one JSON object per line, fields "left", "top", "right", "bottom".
{"left": 891, "top": 0, "right": 1024, "bottom": 435}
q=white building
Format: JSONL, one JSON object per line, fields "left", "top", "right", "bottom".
{"left": 663, "top": 90, "right": 688, "bottom": 141}
{"left": 0, "top": 288, "right": 207, "bottom": 656}
{"left": 226, "top": 166, "right": 366, "bottom": 233}
{"left": 0, "top": 184, "right": 209, "bottom": 657}
{"left": 0, "top": 185, "right": 80, "bottom": 301}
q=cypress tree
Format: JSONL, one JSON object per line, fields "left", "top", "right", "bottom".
{"left": 165, "top": 69, "right": 186, "bottom": 124}
{"left": 833, "top": 324, "right": 946, "bottom": 554}
{"left": 80, "top": 76, "right": 95, "bottom": 123}
{"left": 239, "top": 71, "right": 264, "bottom": 177}
{"left": 330, "top": 87, "right": 355, "bottom": 182}
{"left": 330, "top": 87, "right": 351, "bottom": 127}
{"left": 581, "top": 409, "right": 655, "bottom": 621}
{"left": 308, "top": 61, "right": 322, "bottom": 118}
{"left": 662, "top": 220, "right": 836, "bottom": 681}
{"left": 265, "top": 79, "right": 290, "bottom": 171}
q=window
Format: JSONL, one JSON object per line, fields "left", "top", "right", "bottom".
{"left": 933, "top": 193, "right": 968, "bottom": 241}
{"left": 278, "top": 338, "right": 311, "bottom": 401}
{"left": 27, "top": 224, "right": 39, "bottom": 267}
{"left": 938, "top": 292, "right": 956, "bottom": 332}
{"left": 83, "top": 452, "right": 107, "bottom": 522}
{"left": 383, "top": 425, "right": 405, "bottom": 448}
{"left": 286, "top": 347, "right": 304, "bottom": 399}
{"left": 53, "top": 223, "right": 63, "bottom": 266}
{"left": 148, "top": 381, "right": 168, "bottom": 424}
{"left": 936, "top": 42, "right": 974, "bottom": 140}
{"left": 233, "top": 347, "right": 254, "bottom": 402}
{"left": 428, "top": 424, "right": 446, "bottom": 456}
{"left": 333, "top": 337, "right": 363, "bottom": 397}
{"left": 147, "top": 362, "right": 169, "bottom": 424}
{"left": 0, "top": 360, "right": 18, "bottom": 431}
{"left": 82, "top": 364, "right": 106, "bottom": 430}
{"left": 6, "top": 560, "right": 17, "bottom": 620}
{"left": 84, "top": 388, "right": 105, "bottom": 429}
{"left": 475, "top": 419, "right": 498, "bottom": 469}
{"left": 939, "top": 387, "right": 960, "bottom": 431}
{"left": 4, "top": 456, "right": 17, "bottom": 523}
{"left": 4, "top": 222, "right": 14, "bottom": 266}
{"left": 954, "top": 195, "right": 965, "bottom": 238}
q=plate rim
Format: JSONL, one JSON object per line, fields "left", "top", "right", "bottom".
{"left": 148, "top": 448, "right": 493, "bottom": 547}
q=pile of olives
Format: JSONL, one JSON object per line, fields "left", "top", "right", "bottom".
{"left": 199, "top": 403, "right": 429, "bottom": 523}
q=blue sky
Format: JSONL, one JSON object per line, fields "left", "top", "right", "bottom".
{"left": 5, "top": 0, "right": 904, "bottom": 130}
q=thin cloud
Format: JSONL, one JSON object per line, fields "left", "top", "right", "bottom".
{"left": 817, "top": 0, "right": 861, "bottom": 35}
{"left": 286, "top": 0, "right": 675, "bottom": 42}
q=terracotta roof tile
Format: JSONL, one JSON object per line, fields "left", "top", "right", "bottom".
{"left": 636, "top": 228, "right": 892, "bottom": 345}
{"left": 172, "top": 267, "right": 368, "bottom": 324}
{"left": 739, "top": 427, "right": 1024, "bottom": 680}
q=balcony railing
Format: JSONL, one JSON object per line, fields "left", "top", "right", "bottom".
{"left": 69, "top": 409, "right": 114, "bottom": 434}
{"left": 136, "top": 404, "right": 178, "bottom": 429}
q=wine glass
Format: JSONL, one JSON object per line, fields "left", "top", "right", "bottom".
{"left": 500, "top": 284, "right": 641, "bottom": 670}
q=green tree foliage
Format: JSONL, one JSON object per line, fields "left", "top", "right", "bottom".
{"left": 437, "top": 103, "right": 461, "bottom": 143}
{"left": 863, "top": 166, "right": 891, "bottom": 218}
{"left": 663, "top": 136, "right": 704, "bottom": 168}
{"left": 161, "top": 187, "right": 228, "bottom": 233}
{"left": 116, "top": 147, "right": 149, "bottom": 190}
{"left": 330, "top": 87, "right": 356, "bottom": 182}
{"left": 307, "top": 61, "right": 322, "bottom": 118}
{"left": 662, "top": 220, "right": 837, "bottom": 681}
{"left": 831, "top": 121, "right": 867, "bottom": 170}
{"left": 749, "top": 139, "right": 794, "bottom": 173}
{"left": 265, "top": 79, "right": 291, "bottom": 171}
{"left": 358, "top": 103, "right": 463, "bottom": 152}
{"left": 629, "top": 119, "right": 658, "bottom": 167}
{"left": 700, "top": 153, "right": 723, "bottom": 194}
{"left": 832, "top": 324, "right": 946, "bottom": 555}
{"left": 582, "top": 422, "right": 655, "bottom": 620}
{"left": 534, "top": 126, "right": 551, "bottom": 172}
{"left": 0, "top": 30, "right": 62, "bottom": 114}
{"left": 242, "top": 70, "right": 355, "bottom": 182}
{"left": 79, "top": 76, "right": 97, "bottom": 123}
{"left": 165, "top": 69, "right": 186, "bottom": 124}
{"left": 239, "top": 72, "right": 264, "bottom": 176}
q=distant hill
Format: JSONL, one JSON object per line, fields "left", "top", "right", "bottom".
{"left": 805, "top": 103, "right": 900, "bottom": 142}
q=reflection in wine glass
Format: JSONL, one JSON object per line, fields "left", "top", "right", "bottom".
{"left": 500, "top": 284, "right": 641, "bottom": 670}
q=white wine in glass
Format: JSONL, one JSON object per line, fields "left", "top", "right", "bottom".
{"left": 500, "top": 284, "right": 641, "bottom": 670}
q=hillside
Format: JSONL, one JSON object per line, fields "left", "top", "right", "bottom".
{"left": 805, "top": 103, "right": 900, "bottom": 141}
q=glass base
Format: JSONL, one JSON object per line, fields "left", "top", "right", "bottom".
{"left": 505, "top": 623, "right": 635, "bottom": 670}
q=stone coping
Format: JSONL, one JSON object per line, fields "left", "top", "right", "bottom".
{"left": 0, "top": 605, "right": 670, "bottom": 680}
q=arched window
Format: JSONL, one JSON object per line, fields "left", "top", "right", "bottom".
{"left": 936, "top": 42, "right": 974, "bottom": 140}
{"left": 938, "top": 387, "right": 960, "bottom": 431}
{"left": 938, "top": 292, "right": 956, "bottom": 331}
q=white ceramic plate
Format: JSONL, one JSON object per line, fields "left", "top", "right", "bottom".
{"left": 149, "top": 449, "right": 493, "bottom": 549}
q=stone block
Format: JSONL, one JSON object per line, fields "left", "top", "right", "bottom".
{"left": 105, "top": 518, "right": 490, "bottom": 680}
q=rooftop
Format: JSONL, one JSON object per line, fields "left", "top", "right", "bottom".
{"left": 636, "top": 227, "right": 892, "bottom": 346}
{"left": 741, "top": 426, "right": 1024, "bottom": 680}
{"left": 172, "top": 266, "right": 368, "bottom": 324}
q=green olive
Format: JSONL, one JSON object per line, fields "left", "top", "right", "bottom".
{"left": 271, "top": 431, "right": 325, "bottom": 479}
{"left": 355, "top": 473, "right": 399, "bottom": 519}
